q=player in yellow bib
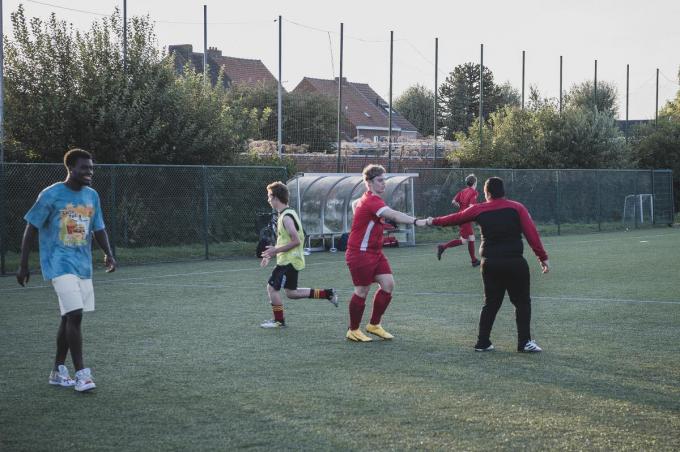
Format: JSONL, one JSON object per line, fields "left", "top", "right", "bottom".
{"left": 259, "top": 182, "right": 338, "bottom": 328}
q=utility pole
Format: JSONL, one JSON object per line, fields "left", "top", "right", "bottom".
{"left": 336, "top": 23, "right": 343, "bottom": 172}
{"left": 559, "top": 56, "right": 563, "bottom": 114}
{"left": 388, "top": 31, "right": 393, "bottom": 172}
{"left": 479, "top": 44, "right": 484, "bottom": 149}
{"left": 433, "top": 37, "right": 438, "bottom": 167}
{"left": 203, "top": 5, "right": 207, "bottom": 86}
{"left": 123, "top": 0, "right": 127, "bottom": 73}
{"left": 277, "top": 16, "right": 283, "bottom": 156}
{"left": 521, "top": 50, "right": 525, "bottom": 109}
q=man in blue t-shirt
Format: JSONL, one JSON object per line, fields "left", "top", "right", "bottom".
{"left": 17, "top": 149, "right": 117, "bottom": 392}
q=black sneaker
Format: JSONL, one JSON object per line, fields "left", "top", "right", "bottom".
{"left": 474, "top": 341, "right": 494, "bottom": 352}
{"left": 437, "top": 244, "right": 445, "bottom": 261}
{"left": 471, "top": 260, "right": 481, "bottom": 267}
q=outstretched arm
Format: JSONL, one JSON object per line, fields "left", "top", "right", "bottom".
{"left": 379, "top": 207, "right": 417, "bottom": 225}
{"left": 94, "top": 229, "right": 117, "bottom": 272}
{"left": 17, "top": 223, "right": 37, "bottom": 286}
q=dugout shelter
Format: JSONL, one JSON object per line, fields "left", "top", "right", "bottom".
{"left": 287, "top": 173, "right": 419, "bottom": 252}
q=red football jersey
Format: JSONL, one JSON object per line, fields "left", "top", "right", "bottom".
{"left": 346, "top": 191, "right": 388, "bottom": 254}
{"left": 453, "top": 186, "right": 479, "bottom": 210}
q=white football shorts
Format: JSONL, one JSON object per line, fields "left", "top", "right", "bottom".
{"left": 51, "top": 274, "right": 95, "bottom": 316}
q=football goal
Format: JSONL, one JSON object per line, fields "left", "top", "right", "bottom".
{"left": 623, "top": 194, "right": 654, "bottom": 227}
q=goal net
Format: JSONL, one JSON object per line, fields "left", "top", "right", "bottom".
{"left": 622, "top": 194, "right": 654, "bottom": 227}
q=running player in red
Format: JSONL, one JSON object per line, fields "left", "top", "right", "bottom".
{"left": 344, "top": 164, "right": 426, "bottom": 342}
{"left": 436, "top": 174, "right": 480, "bottom": 267}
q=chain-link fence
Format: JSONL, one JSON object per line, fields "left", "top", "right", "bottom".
{"left": 0, "top": 163, "right": 289, "bottom": 274}
{"left": 0, "top": 164, "right": 674, "bottom": 275}
{"left": 410, "top": 168, "right": 675, "bottom": 235}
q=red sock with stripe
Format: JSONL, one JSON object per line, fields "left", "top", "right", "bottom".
{"left": 370, "top": 289, "right": 392, "bottom": 325}
{"left": 348, "top": 294, "right": 366, "bottom": 330}
{"left": 308, "top": 289, "right": 330, "bottom": 299}
{"left": 272, "top": 304, "right": 284, "bottom": 323}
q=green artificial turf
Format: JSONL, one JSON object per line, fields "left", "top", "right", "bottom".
{"left": 1, "top": 228, "right": 679, "bottom": 451}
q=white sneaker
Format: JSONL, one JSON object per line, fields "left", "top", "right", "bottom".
{"left": 327, "top": 289, "right": 339, "bottom": 307}
{"left": 74, "top": 368, "right": 96, "bottom": 392}
{"left": 260, "top": 319, "right": 286, "bottom": 328}
{"left": 48, "top": 365, "right": 75, "bottom": 387}
{"left": 519, "top": 340, "right": 542, "bottom": 353}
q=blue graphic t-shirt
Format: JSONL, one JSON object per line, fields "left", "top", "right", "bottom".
{"left": 24, "top": 183, "right": 105, "bottom": 280}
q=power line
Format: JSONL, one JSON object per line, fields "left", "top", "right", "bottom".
{"left": 26, "top": 1, "right": 271, "bottom": 25}
{"left": 284, "top": 18, "right": 394, "bottom": 43}
{"left": 27, "top": 0, "right": 108, "bottom": 17}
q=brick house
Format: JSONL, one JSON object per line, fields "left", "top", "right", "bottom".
{"left": 168, "top": 44, "right": 280, "bottom": 90}
{"left": 293, "top": 77, "right": 419, "bottom": 141}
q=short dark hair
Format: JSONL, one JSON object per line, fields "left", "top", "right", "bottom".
{"left": 267, "top": 181, "right": 289, "bottom": 205}
{"left": 484, "top": 177, "right": 505, "bottom": 199}
{"left": 362, "top": 164, "right": 386, "bottom": 182}
{"left": 465, "top": 174, "right": 477, "bottom": 187}
{"left": 63, "top": 148, "right": 92, "bottom": 169}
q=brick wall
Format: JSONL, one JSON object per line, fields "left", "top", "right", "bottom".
{"left": 285, "top": 154, "right": 449, "bottom": 174}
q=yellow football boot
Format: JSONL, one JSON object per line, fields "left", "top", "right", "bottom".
{"left": 346, "top": 329, "right": 372, "bottom": 342}
{"left": 366, "top": 323, "right": 394, "bottom": 340}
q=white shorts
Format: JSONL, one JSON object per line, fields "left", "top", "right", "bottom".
{"left": 51, "top": 274, "right": 95, "bottom": 316}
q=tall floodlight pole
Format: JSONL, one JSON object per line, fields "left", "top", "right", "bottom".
{"left": 479, "top": 44, "right": 483, "bottom": 149}
{"left": 433, "top": 37, "right": 438, "bottom": 167}
{"left": 277, "top": 16, "right": 283, "bottom": 156}
{"left": 123, "top": 0, "right": 127, "bottom": 73}
{"left": 336, "top": 23, "right": 343, "bottom": 173}
{"left": 0, "top": 0, "right": 6, "bottom": 274}
{"left": 521, "top": 50, "right": 525, "bottom": 109}
{"left": 559, "top": 56, "right": 563, "bottom": 113}
{"left": 626, "top": 64, "right": 630, "bottom": 143}
{"left": 388, "top": 30, "right": 393, "bottom": 172}
{"left": 655, "top": 68, "right": 659, "bottom": 126}
{"left": 203, "top": 5, "right": 207, "bottom": 86}
{"left": 594, "top": 59, "right": 598, "bottom": 113}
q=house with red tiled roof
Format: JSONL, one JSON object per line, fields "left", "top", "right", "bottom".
{"left": 293, "top": 77, "right": 419, "bottom": 141}
{"left": 168, "top": 44, "right": 280, "bottom": 89}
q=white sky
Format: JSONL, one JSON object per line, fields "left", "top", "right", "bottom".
{"left": 4, "top": 0, "right": 680, "bottom": 120}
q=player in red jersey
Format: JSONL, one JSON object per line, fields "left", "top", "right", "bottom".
{"left": 344, "top": 164, "right": 427, "bottom": 342}
{"left": 436, "top": 174, "right": 480, "bottom": 267}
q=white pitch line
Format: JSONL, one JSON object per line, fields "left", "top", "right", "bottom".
{"left": 2, "top": 230, "right": 677, "bottom": 293}
{"left": 407, "top": 291, "right": 680, "bottom": 305}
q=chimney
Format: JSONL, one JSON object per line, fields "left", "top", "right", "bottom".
{"left": 168, "top": 44, "right": 192, "bottom": 61}
{"left": 207, "top": 46, "right": 223, "bottom": 59}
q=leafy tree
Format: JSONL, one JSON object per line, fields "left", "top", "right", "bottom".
{"left": 564, "top": 80, "right": 619, "bottom": 116}
{"left": 394, "top": 84, "right": 434, "bottom": 136}
{"left": 449, "top": 85, "right": 630, "bottom": 169}
{"left": 3, "top": 5, "right": 265, "bottom": 164}
{"left": 631, "top": 70, "right": 680, "bottom": 211}
{"left": 437, "top": 63, "right": 515, "bottom": 140}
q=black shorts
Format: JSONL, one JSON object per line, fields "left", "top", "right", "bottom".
{"left": 268, "top": 264, "right": 299, "bottom": 291}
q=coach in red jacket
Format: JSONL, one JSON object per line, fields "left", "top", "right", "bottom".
{"left": 425, "top": 176, "right": 550, "bottom": 353}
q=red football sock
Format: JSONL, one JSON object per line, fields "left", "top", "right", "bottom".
{"left": 444, "top": 238, "right": 462, "bottom": 249}
{"left": 308, "top": 289, "right": 329, "bottom": 299}
{"left": 348, "top": 294, "right": 366, "bottom": 330}
{"left": 370, "top": 289, "right": 392, "bottom": 325}
{"left": 272, "top": 304, "right": 284, "bottom": 322}
{"left": 468, "top": 241, "right": 477, "bottom": 261}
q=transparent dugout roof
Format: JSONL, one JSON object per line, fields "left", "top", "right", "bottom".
{"left": 287, "top": 173, "right": 418, "bottom": 236}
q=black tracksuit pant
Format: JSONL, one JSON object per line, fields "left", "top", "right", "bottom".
{"left": 479, "top": 256, "right": 531, "bottom": 346}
